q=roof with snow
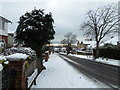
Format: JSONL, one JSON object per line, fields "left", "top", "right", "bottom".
{"left": 0, "top": 16, "right": 12, "bottom": 23}
{"left": 83, "top": 36, "right": 119, "bottom": 48}
{"left": 81, "top": 41, "right": 96, "bottom": 48}
{"left": 100, "top": 37, "right": 118, "bottom": 46}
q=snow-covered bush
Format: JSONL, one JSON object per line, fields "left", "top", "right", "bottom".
{"left": 0, "top": 55, "right": 6, "bottom": 61}
{"left": 1, "top": 47, "right": 37, "bottom": 60}
{"left": 0, "top": 55, "right": 6, "bottom": 66}
{"left": 0, "top": 55, "right": 8, "bottom": 69}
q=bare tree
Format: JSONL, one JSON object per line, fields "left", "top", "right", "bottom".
{"left": 80, "top": 4, "right": 120, "bottom": 58}
{"left": 61, "top": 32, "right": 77, "bottom": 54}
{"left": 61, "top": 32, "right": 77, "bottom": 44}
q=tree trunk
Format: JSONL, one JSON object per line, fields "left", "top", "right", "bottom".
{"left": 36, "top": 56, "right": 43, "bottom": 73}
{"left": 35, "top": 47, "right": 44, "bottom": 73}
{"left": 67, "top": 43, "right": 71, "bottom": 55}
{"left": 96, "top": 42, "right": 99, "bottom": 58}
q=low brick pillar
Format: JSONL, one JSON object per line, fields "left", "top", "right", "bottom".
{"left": 7, "top": 53, "right": 28, "bottom": 90}
{"left": 0, "top": 69, "right": 2, "bottom": 90}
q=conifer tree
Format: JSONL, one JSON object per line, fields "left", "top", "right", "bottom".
{"left": 15, "top": 8, "right": 55, "bottom": 72}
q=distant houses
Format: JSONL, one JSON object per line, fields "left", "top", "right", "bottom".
{"left": 76, "top": 36, "right": 119, "bottom": 55}
{"left": 77, "top": 39, "right": 96, "bottom": 49}
{"left": 77, "top": 41, "right": 89, "bottom": 51}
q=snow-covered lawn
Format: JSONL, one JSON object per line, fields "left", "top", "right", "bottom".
{"left": 31, "top": 53, "right": 110, "bottom": 88}
{"left": 67, "top": 53, "right": 120, "bottom": 67}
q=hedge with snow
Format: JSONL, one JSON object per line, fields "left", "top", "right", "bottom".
{"left": 1, "top": 47, "right": 37, "bottom": 60}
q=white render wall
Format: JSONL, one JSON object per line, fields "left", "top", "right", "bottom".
{"left": 0, "top": 18, "right": 8, "bottom": 36}
{"left": 8, "top": 34, "right": 14, "bottom": 47}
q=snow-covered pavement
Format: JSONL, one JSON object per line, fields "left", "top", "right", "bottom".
{"left": 31, "top": 53, "right": 110, "bottom": 88}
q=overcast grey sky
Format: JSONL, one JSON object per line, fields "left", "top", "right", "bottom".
{"left": 0, "top": 0, "right": 119, "bottom": 43}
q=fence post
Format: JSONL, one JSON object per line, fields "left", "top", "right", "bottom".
{"left": 7, "top": 58, "right": 27, "bottom": 90}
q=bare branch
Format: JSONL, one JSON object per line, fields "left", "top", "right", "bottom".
{"left": 80, "top": 3, "right": 119, "bottom": 46}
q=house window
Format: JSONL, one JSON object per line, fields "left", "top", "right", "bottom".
{"left": 2, "top": 21, "right": 5, "bottom": 30}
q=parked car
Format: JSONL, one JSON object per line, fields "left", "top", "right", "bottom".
{"left": 54, "top": 48, "right": 60, "bottom": 53}
{"left": 61, "top": 47, "right": 66, "bottom": 53}
{"left": 76, "top": 50, "right": 86, "bottom": 55}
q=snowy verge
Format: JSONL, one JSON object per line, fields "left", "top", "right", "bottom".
{"left": 60, "top": 53, "right": 120, "bottom": 67}
{"left": 60, "top": 55, "right": 80, "bottom": 66}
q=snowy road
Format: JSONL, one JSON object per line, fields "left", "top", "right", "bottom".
{"left": 60, "top": 54, "right": 119, "bottom": 89}
{"left": 31, "top": 53, "right": 110, "bottom": 88}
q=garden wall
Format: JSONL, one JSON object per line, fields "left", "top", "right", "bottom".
{"left": 0, "top": 70, "right": 2, "bottom": 90}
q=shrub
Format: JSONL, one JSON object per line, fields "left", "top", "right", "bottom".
{"left": 93, "top": 43, "right": 120, "bottom": 60}
{"left": 1, "top": 47, "right": 37, "bottom": 60}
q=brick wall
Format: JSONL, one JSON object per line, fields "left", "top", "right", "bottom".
{"left": 0, "top": 70, "right": 2, "bottom": 90}
{"left": 0, "top": 35, "right": 8, "bottom": 44}
{"left": 8, "top": 60, "right": 26, "bottom": 90}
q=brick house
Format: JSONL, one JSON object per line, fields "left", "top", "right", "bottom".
{"left": 0, "top": 16, "right": 12, "bottom": 45}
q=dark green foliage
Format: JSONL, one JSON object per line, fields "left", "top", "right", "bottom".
{"left": 15, "top": 9, "right": 55, "bottom": 72}
{"left": 2, "top": 63, "right": 9, "bottom": 68}
{"left": 93, "top": 44, "right": 120, "bottom": 60}
{"left": 15, "top": 9, "right": 55, "bottom": 48}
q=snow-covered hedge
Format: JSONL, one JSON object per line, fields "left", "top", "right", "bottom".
{"left": 0, "top": 47, "right": 37, "bottom": 69}
{"left": 1, "top": 47, "right": 37, "bottom": 60}
{"left": 6, "top": 53, "right": 28, "bottom": 61}
{"left": 93, "top": 44, "right": 120, "bottom": 60}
